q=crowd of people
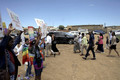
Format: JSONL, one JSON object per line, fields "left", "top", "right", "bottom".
{"left": 0, "top": 23, "right": 60, "bottom": 80}
{"left": 73, "top": 31, "right": 120, "bottom": 60}
{"left": 0, "top": 23, "right": 120, "bottom": 80}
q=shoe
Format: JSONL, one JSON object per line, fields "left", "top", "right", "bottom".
{"left": 43, "top": 58, "right": 45, "bottom": 61}
{"left": 58, "top": 52, "right": 60, "bottom": 55}
{"left": 88, "top": 54, "right": 90, "bottom": 56}
{"left": 50, "top": 53, "right": 53, "bottom": 55}
{"left": 24, "top": 76, "right": 30, "bottom": 80}
{"left": 80, "top": 54, "right": 84, "bottom": 56}
{"left": 107, "top": 55, "right": 110, "bottom": 57}
{"left": 54, "top": 54, "right": 56, "bottom": 57}
{"left": 29, "top": 74, "right": 34, "bottom": 77}
{"left": 46, "top": 55, "right": 49, "bottom": 57}
{"left": 82, "top": 57, "right": 86, "bottom": 60}
{"left": 91, "top": 58, "right": 96, "bottom": 60}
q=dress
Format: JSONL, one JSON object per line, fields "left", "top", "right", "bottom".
{"left": 97, "top": 36, "right": 104, "bottom": 52}
{"left": 52, "top": 40, "right": 59, "bottom": 52}
{"left": 110, "top": 36, "right": 117, "bottom": 49}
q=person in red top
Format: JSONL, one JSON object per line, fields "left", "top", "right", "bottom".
{"left": 96, "top": 33, "right": 104, "bottom": 53}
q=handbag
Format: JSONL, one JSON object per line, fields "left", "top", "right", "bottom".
{"left": 0, "top": 50, "right": 10, "bottom": 80}
{"left": 53, "top": 41, "right": 57, "bottom": 44}
{"left": 96, "top": 41, "right": 99, "bottom": 45}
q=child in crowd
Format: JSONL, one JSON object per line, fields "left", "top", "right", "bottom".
{"left": 22, "top": 38, "right": 34, "bottom": 79}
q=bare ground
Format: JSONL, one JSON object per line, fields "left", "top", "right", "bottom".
{"left": 18, "top": 35, "right": 120, "bottom": 80}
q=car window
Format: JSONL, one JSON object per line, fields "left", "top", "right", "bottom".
{"left": 54, "top": 32, "right": 60, "bottom": 37}
{"left": 65, "top": 32, "right": 73, "bottom": 36}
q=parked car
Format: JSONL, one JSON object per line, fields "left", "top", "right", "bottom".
{"left": 68, "top": 31, "right": 79, "bottom": 36}
{"left": 48, "top": 31, "right": 74, "bottom": 44}
{"left": 78, "top": 29, "right": 89, "bottom": 34}
{"left": 93, "top": 30, "right": 105, "bottom": 34}
{"left": 112, "top": 30, "right": 120, "bottom": 35}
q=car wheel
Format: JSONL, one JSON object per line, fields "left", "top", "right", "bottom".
{"left": 68, "top": 40, "right": 73, "bottom": 44}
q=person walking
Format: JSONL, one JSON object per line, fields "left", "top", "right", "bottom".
{"left": 82, "top": 31, "right": 96, "bottom": 60}
{"left": 46, "top": 34, "right": 52, "bottom": 57}
{"left": 96, "top": 33, "right": 104, "bottom": 53}
{"left": 108, "top": 32, "right": 119, "bottom": 56}
{"left": 51, "top": 34, "right": 60, "bottom": 56}
{"left": 73, "top": 35, "right": 80, "bottom": 53}
{"left": 80, "top": 33, "right": 88, "bottom": 56}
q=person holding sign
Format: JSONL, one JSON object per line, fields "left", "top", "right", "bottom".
{"left": 0, "top": 23, "right": 22, "bottom": 80}
{"left": 7, "top": 8, "right": 23, "bottom": 31}
{"left": 32, "top": 32, "right": 43, "bottom": 80}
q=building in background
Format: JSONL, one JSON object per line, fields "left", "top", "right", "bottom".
{"left": 67, "top": 24, "right": 104, "bottom": 31}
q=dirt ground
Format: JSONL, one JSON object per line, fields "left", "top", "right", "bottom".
{"left": 18, "top": 34, "right": 120, "bottom": 80}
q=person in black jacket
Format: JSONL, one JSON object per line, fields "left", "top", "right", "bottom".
{"left": 0, "top": 23, "right": 22, "bottom": 80}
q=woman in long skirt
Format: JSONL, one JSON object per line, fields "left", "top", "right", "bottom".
{"left": 51, "top": 34, "right": 60, "bottom": 56}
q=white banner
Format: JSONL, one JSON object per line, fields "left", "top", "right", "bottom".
{"left": 7, "top": 8, "right": 23, "bottom": 31}
{"left": 35, "top": 18, "right": 47, "bottom": 38}
{"left": 21, "top": 32, "right": 25, "bottom": 45}
{"left": 35, "top": 18, "right": 45, "bottom": 27}
{"left": 41, "top": 24, "right": 47, "bottom": 39}
{"left": 0, "top": 12, "right": 3, "bottom": 37}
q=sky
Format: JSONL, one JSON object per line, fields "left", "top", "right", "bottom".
{"left": 0, "top": 0, "right": 120, "bottom": 28}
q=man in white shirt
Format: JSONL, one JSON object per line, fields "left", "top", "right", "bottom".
{"left": 46, "top": 34, "right": 52, "bottom": 56}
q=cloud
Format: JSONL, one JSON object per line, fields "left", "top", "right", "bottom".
{"left": 89, "top": 4, "right": 95, "bottom": 7}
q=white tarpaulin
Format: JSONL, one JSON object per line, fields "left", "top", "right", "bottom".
{"left": 0, "top": 12, "right": 3, "bottom": 37}
{"left": 35, "top": 18, "right": 45, "bottom": 27}
{"left": 7, "top": 8, "right": 23, "bottom": 31}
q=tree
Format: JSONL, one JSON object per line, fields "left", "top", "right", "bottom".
{"left": 59, "top": 25, "right": 64, "bottom": 30}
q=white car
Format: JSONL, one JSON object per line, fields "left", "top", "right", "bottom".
{"left": 112, "top": 30, "right": 120, "bottom": 35}
{"left": 78, "top": 29, "right": 88, "bottom": 34}
{"left": 69, "top": 31, "right": 79, "bottom": 36}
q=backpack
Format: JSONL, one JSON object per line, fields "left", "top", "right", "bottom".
{"left": 116, "top": 37, "right": 119, "bottom": 43}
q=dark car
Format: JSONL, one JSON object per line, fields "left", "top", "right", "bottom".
{"left": 93, "top": 30, "right": 105, "bottom": 34}
{"left": 48, "top": 31, "right": 74, "bottom": 44}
